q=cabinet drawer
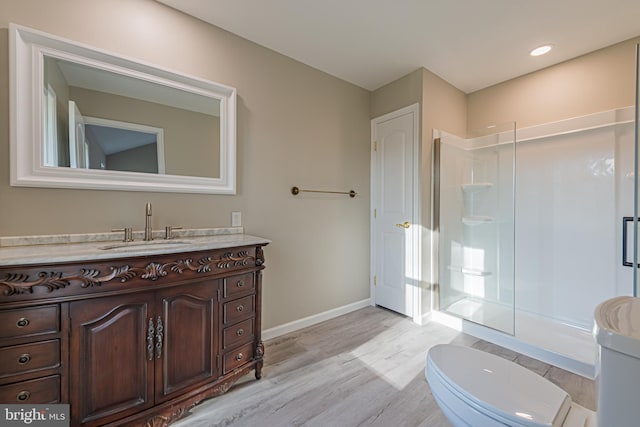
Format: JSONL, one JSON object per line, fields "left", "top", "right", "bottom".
{"left": 0, "top": 375, "right": 60, "bottom": 404}
{"left": 0, "top": 306, "right": 59, "bottom": 340}
{"left": 222, "top": 343, "right": 254, "bottom": 374}
{"left": 223, "top": 318, "right": 254, "bottom": 351}
{"left": 223, "top": 295, "right": 255, "bottom": 325}
{"left": 223, "top": 273, "right": 255, "bottom": 300}
{"left": 0, "top": 340, "right": 60, "bottom": 379}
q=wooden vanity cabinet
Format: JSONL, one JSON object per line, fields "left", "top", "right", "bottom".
{"left": 69, "top": 281, "right": 218, "bottom": 425}
{"left": 0, "top": 304, "right": 64, "bottom": 404}
{"left": 69, "top": 292, "right": 155, "bottom": 425}
{"left": 155, "top": 281, "right": 218, "bottom": 401}
{"left": 0, "top": 243, "right": 267, "bottom": 427}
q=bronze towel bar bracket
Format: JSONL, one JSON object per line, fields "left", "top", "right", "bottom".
{"left": 291, "top": 186, "right": 357, "bottom": 198}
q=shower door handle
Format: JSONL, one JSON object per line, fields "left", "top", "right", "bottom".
{"left": 622, "top": 217, "right": 639, "bottom": 267}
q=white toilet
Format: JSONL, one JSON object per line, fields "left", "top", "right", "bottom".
{"left": 425, "top": 296, "right": 640, "bottom": 427}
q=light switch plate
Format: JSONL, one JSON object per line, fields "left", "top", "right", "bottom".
{"left": 231, "top": 211, "right": 242, "bottom": 227}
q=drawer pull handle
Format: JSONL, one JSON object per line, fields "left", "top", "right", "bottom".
{"left": 236, "top": 305, "right": 244, "bottom": 312}
{"left": 236, "top": 280, "right": 244, "bottom": 287}
{"left": 17, "top": 354, "right": 31, "bottom": 365}
{"left": 235, "top": 353, "right": 243, "bottom": 361}
{"left": 147, "top": 318, "right": 155, "bottom": 361}
{"left": 16, "top": 318, "right": 29, "bottom": 328}
{"left": 236, "top": 328, "right": 244, "bottom": 337}
{"left": 17, "top": 390, "right": 31, "bottom": 402}
{"left": 155, "top": 316, "right": 164, "bottom": 359}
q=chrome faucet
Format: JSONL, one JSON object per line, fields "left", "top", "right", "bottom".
{"left": 144, "top": 203, "right": 153, "bottom": 241}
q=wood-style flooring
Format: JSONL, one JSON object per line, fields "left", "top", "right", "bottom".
{"left": 172, "top": 306, "right": 595, "bottom": 427}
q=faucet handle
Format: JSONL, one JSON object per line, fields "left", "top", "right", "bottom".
{"left": 164, "top": 226, "right": 182, "bottom": 240}
{"left": 112, "top": 227, "right": 133, "bottom": 242}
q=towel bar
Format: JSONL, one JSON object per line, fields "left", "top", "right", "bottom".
{"left": 291, "top": 186, "right": 357, "bottom": 198}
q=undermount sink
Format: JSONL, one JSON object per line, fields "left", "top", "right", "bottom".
{"left": 99, "top": 240, "right": 193, "bottom": 251}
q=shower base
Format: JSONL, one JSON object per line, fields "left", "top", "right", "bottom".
{"left": 437, "top": 297, "right": 596, "bottom": 378}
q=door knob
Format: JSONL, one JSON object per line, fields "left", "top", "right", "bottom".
{"left": 395, "top": 221, "right": 411, "bottom": 229}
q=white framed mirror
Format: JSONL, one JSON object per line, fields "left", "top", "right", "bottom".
{"left": 9, "top": 23, "right": 236, "bottom": 194}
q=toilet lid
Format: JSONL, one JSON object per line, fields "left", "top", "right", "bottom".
{"left": 427, "top": 344, "right": 572, "bottom": 427}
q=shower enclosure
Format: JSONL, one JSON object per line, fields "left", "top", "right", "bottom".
{"left": 435, "top": 105, "right": 638, "bottom": 375}
{"left": 436, "top": 124, "right": 515, "bottom": 335}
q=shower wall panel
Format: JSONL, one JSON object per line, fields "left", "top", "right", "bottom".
{"left": 515, "top": 114, "right": 634, "bottom": 329}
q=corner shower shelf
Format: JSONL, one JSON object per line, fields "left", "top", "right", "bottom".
{"left": 462, "top": 216, "right": 494, "bottom": 226}
{"left": 461, "top": 182, "right": 493, "bottom": 192}
{"left": 447, "top": 266, "right": 493, "bottom": 277}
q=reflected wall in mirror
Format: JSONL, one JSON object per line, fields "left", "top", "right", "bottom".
{"left": 10, "top": 23, "right": 236, "bottom": 194}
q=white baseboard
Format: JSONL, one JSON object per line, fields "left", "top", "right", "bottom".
{"left": 262, "top": 298, "right": 371, "bottom": 341}
{"left": 416, "top": 311, "right": 432, "bottom": 326}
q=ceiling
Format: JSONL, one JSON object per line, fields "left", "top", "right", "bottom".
{"left": 157, "top": 0, "right": 640, "bottom": 93}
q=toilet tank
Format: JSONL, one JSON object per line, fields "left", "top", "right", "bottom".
{"left": 593, "top": 296, "right": 640, "bottom": 427}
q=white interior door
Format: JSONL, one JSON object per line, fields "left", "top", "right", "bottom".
{"left": 69, "top": 100, "right": 88, "bottom": 168}
{"left": 371, "top": 104, "right": 419, "bottom": 317}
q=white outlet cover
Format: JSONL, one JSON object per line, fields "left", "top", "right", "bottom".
{"left": 231, "top": 211, "right": 242, "bottom": 227}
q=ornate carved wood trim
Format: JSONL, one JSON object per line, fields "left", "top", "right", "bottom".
{"left": 216, "top": 250, "right": 255, "bottom": 269}
{"left": 0, "top": 248, "right": 262, "bottom": 297}
{"left": 0, "top": 266, "right": 135, "bottom": 296}
{"left": 142, "top": 408, "right": 186, "bottom": 427}
{"left": 255, "top": 341, "right": 265, "bottom": 359}
{"left": 256, "top": 246, "right": 265, "bottom": 266}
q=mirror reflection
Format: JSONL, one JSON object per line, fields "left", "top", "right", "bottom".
{"left": 43, "top": 56, "right": 221, "bottom": 178}
{"left": 11, "top": 23, "right": 236, "bottom": 194}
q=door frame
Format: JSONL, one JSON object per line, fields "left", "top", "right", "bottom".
{"left": 370, "top": 103, "right": 422, "bottom": 323}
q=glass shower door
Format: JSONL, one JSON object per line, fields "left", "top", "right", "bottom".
{"left": 437, "top": 124, "right": 516, "bottom": 334}
{"left": 635, "top": 43, "right": 640, "bottom": 297}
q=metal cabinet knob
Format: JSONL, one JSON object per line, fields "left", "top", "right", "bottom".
{"left": 16, "top": 318, "right": 29, "bottom": 328}
{"left": 17, "top": 354, "right": 31, "bottom": 365}
{"left": 17, "top": 390, "right": 31, "bottom": 401}
{"left": 236, "top": 305, "right": 244, "bottom": 312}
{"left": 235, "top": 353, "right": 243, "bottom": 362}
{"left": 236, "top": 328, "right": 244, "bottom": 337}
{"left": 236, "top": 280, "right": 244, "bottom": 288}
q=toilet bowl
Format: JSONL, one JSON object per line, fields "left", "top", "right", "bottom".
{"left": 592, "top": 296, "right": 640, "bottom": 426}
{"left": 425, "top": 296, "right": 640, "bottom": 427}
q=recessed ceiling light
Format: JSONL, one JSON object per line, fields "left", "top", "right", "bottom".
{"left": 530, "top": 45, "right": 553, "bottom": 56}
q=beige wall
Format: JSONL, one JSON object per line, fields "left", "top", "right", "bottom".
{"left": 468, "top": 37, "right": 640, "bottom": 130}
{"left": 370, "top": 69, "right": 423, "bottom": 119}
{"left": 107, "top": 143, "right": 159, "bottom": 174}
{"left": 0, "top": 0, "right": 371, "bottom": 330}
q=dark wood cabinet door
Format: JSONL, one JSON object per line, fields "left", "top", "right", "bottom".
{"left": 69, "top": 293, "right": 154, "bottom": 426}
{"left": 155, "top": 280, "right": 217, "bottom": 402}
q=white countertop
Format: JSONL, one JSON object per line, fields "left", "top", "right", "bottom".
{"left": 0, "top": 228, "right": 270, "bottom": 266}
